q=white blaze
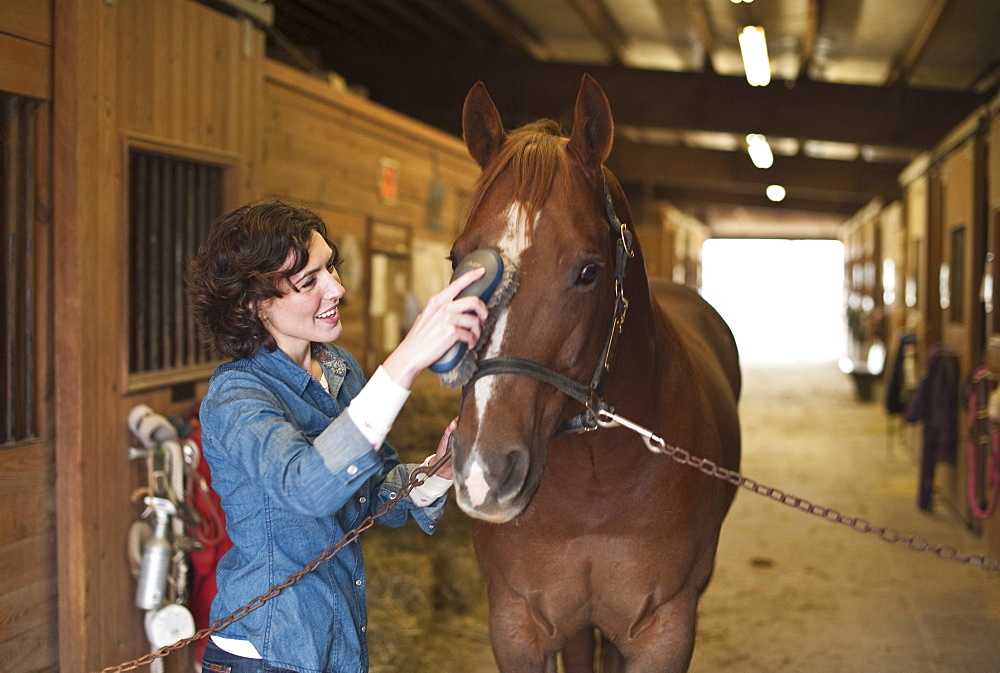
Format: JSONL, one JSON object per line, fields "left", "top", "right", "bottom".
{"left": 465, "top": 460, "right": 490, "bottom": 507}
{"left": 474, "top": 202, "right": 535, "bottom": 426}
{"left": 465, "top": 202, "right": 536, "bottom": 505}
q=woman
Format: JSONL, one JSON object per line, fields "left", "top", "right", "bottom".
{"left": 187, "top": 200, "right": 486, "bottom": 673}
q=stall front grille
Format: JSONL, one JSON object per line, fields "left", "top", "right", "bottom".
{"left": 1, "top": 94, "right": 40, "bottom": 445}
{"left": 128, "top": 150, "right": 222, "bottom": 376}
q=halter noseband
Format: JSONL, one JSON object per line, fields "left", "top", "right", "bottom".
{"left": 464, "top": 172, "right": 634, "bottom": 436}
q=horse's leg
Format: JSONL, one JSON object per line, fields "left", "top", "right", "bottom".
{"left": 486, "top": 588, "right": 560, "bottom": 673}
{"left": 561, "top": 628, "right": 595, "bottom": 672}
{"left": 613, "top": 596, "right": 698, "bottom": 673}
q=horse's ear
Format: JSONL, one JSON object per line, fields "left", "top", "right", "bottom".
{"left": 462, "top": 81, "right": 505, "bottom": 169}
{"left": 567, "top": 74, "right": 614, "bottom": 175}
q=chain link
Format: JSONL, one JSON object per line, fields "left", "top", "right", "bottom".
{"left": 100, "top": 406, "right": 1000, "bottom": 672}
{"left": 95, "top": 460, "right": 446, "bottom": 673}
{"left": 596, "top": 409, "right": 1000, "bottom": 573}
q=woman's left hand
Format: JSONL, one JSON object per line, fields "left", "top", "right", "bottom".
{"left": 428, "top": 417, "right": 457, "bottom": 480}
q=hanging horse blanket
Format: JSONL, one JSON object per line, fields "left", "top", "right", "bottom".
{"left": 904, "top": 346, "right": 959, "bottom": 511}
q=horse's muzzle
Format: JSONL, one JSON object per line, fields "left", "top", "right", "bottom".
{"left": 454, "top": 442, "right": 534, "bottom": 522}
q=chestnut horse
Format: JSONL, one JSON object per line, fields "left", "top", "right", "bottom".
{"left": 447, "top": 75, "right": 741, "bottom": 673}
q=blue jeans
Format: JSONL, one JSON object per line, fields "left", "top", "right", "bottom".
{"left": 201, "top": 640, "right": 298, "bottom": 673}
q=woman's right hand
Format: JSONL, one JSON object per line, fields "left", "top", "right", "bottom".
{"left": 382, "top": 268, "right": 488, "bottom": 389}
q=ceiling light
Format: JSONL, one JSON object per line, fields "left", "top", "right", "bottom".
{"left": 731, "top": 0, "right": 754, "bottom": 3}
{"left": 766, "top": 185, "right": 786, "bottom": 202}
{"left": 738, "top": 25, "right": 770, "bottom": 86}
{"left": 746, "top": 133, "right": 774, "bottom": 169}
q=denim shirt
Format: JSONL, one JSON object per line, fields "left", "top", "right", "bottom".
{"left": 199, "top": 343, "right": 445, "bottom": 673}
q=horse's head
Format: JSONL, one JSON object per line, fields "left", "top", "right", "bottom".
{"left": 448, "top": 75, "right": 633, "bottom": 523}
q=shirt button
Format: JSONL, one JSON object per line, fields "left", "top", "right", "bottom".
{"left": 361, "top": 626, "right": 366, "bottom": 633}
{"left": 347, "top": 465, "right": 358, "bottom": 476}
{"left": 358, "top": 496, "right": 367, "bottom": 504}
{"left": 355, "top": 579, "right": 362, "bottom": 586}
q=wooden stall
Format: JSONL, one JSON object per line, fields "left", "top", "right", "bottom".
{"left": 980, "top": 93, "right": 1000, "bottom": 556}
{"left": 922, "top": 112, "right": 989, "bottom": 527}
{"left": 0, "top": 3, "right": 56, "bottom": 673}
{"left": 16, "top": 2, "right": 483, "bottom": 670}
{"left": 839, "top": 199, "right": 885, "bottom": 397}
{"left": 638, "top": 200, "right": 709, "bottom": 291}
{"left": 53, "top": 1, "right": 262, "bottom": 671}
{"left": 876, "top": 97, "right": 999, "bottom": 556}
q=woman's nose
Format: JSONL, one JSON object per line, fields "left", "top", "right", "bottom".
{"left": 324, "top": 270, "right": 346, "bottom": 298}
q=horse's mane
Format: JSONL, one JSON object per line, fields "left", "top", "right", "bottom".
{"left": 461, "top": 119, "right": 568, "bottom": 230}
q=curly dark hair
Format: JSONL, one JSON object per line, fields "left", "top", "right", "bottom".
{"left": 187, "top": 200, "right": 337, "bottom": 359}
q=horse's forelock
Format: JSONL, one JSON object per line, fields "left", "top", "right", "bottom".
{"left": 462, "top": 120, "right": 568, "bottom": 231}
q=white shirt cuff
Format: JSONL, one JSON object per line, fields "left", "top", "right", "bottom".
{"left": 408, "top": 454, "right": 453, "bottom": 506}
{"left": 346, "top": 366, "right": 410, "bottom": 450}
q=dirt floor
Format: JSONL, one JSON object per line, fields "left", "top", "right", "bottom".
{"left": 364, "top": 363, "right": 1000, "bottom": 672}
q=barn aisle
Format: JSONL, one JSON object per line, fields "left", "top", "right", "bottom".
{"left": 690, "top": 362, "right": 1000, "bottom": 673}
{"left": 368, "top": 362, "right": 1000, "bottom": 672}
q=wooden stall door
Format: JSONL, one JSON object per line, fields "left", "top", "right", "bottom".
{"left": 0, "top": 2, "right": 57, "bottom": 672}
{"left": 54, "top": 1, "right": 262, "bottom": 671}
{"left": 982, "top": 105, "right": 1000, "bottom": 557}
{"left": 938, "top": 136, "right": 987, "bottom": 526}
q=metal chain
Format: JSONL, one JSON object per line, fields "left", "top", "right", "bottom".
{"left": 95, "top": 460, "right": 447, "bottom": 673}
{"left": 100, "top": 406, "right": 1000, "bottom": 672}
{"left": 595, "top": 408, "right": 1000, "bottom": 573}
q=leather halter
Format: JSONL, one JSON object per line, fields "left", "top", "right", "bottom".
{"left": 464, "top": 172, "right": 635, "bottom": 436}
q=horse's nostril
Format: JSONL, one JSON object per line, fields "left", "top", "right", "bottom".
{"left": 495, "top": 447, "right": 530, "bottom": 502}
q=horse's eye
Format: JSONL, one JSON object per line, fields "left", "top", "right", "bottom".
{"left": 576, "top": 263, "right": 599, "bottom": 286}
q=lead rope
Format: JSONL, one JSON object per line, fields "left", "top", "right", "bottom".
{"left": 94, "top": 458, "right": 449, "bottom": 673}
{"left": 593, "top": 407, "right": 1000, "bottom": 573}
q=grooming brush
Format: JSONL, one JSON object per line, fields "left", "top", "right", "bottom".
{"left": 431, "top": 247, "right": 519, "bottom": 388}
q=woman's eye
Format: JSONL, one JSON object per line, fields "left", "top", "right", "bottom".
{"left": 576, "top": 264, "right": 599, "bottom": 286}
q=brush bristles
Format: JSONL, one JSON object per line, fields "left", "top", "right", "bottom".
{"left": 439, "top": 256, "right": 520, "bottom": 389}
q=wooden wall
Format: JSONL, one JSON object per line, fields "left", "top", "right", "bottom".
{"left": 53, "top": 1, "right": 262, "bottom": 671}
{"left": 259, "top": 60, "right": 479, "bottom": 372}
{"left": 0, "top": 2, "right": 56, "bottom": 672}
{"left": 38, "top": 3, "right": 481, "bottom": 671}
{"left": 847, "top": 92, "right": 1000, "bottom": 558}
{"left": 638, "top": 201, "right": 709, "bottom": 290}
{"left": 839, "top": 199, "right": 884, "bottom": 374}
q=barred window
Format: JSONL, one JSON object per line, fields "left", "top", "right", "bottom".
{"left": 1, "top": 94, "right": 44, "bottom": 444}
{"left": 128, "top": 149, "right": 223, "bottom": 387}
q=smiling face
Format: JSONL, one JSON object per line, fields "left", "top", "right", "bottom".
{"left": 257, "top": 230, "right": 345, "bottom": 358}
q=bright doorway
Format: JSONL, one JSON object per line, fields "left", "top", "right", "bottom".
{"left": 700, "top": 239, "right": 846, "bottom": 365}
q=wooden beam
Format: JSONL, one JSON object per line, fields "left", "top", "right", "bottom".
{"left": 888, "top": 0, "right": 952, "bottom": 85}
{"left": 452, "top": 0, "right": 551, "bottom": 60}
{"left": 566, "top": 0, "right": 628, "bottom": 64}
{"left": 683, "top": 0, "right": 715, "bottom": 72}
{"left": 0, "top": 33, "right": 51, "bottom": 100}
{"left": 323, "top": 53, "right": 989, "bottom": 152}
{"left": 607, "top": 140, "right": 904, "bottom": 200}
{"left": 796, "top": 0, "right": 819, "bottom": 81}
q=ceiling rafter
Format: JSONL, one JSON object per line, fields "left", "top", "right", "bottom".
{"left": 683, "top": 0, "right": 715, "bottom": 73}
{"left": 888, "top": 0, "right": 953, "bottom": 85}
{"left": 453, "top": 0, "right": 552, "bottom": 61}
{"left": 797, "top": 0, "right": 820, "bottom": 81}
{"left": 566, "top": 0, "right": 629, "bottom": 65}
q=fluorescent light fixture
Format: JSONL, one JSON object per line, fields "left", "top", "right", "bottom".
{"left": 746, "top": 133, "right": 774, "bottom": 169}
{"left": 766, "top": 184, "right": 786, "bottom": 202}
{"left": 738, "top": 25, "right": 770, "bottom": 86}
